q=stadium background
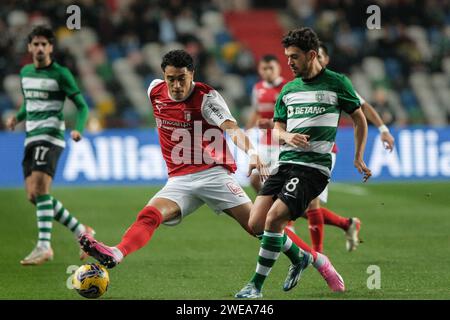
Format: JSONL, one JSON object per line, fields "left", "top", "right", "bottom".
{"left": 0, "top": 0, "right": 449, "bottom": 300}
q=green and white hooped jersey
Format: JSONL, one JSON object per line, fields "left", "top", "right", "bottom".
{"left": 20, "top": 62, "right": 80, "bottom": 148}
{"left": 273, "top": 68, "right": 361, "bottom": 177}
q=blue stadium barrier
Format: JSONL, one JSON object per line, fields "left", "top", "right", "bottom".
{"left": 0, "top": 126, "right": 449, "bottom": 188}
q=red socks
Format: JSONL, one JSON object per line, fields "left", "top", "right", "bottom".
{"left": 306, "top": 208, "right": 324, "bottom": 253}
{"left": 117, "top": 206, "right": 163, "bottom": 257}
{"left": 321, "top": 207, "right": 351, "bottom": 231}
{"left": 305, "top": 207, "right": 351, "bottom": 252}
{"left": 284, "top": 227, "right": 318, "bottom": 261}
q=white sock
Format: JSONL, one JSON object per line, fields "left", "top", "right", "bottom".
{"left": 74, "top": 224, "right": 86, "bottom": 237}
{"left": 112, "top": 247, "right": 124, "bottom": 262}
{"left": 37, "top": 241, "right": 51, "bottom": 249}
{"left": 312, "top": 252, "right": 327, "bottom": 269}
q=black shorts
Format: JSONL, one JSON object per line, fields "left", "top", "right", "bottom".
{"left": 22, "top": 141, "right": 64, "bottom": 179}
{"left": 259, "top": 164, "right": 329, "bottom": 220}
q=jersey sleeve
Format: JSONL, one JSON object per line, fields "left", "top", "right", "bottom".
{"left": 337, "top": 75, "right": 361, "bottom": 114}
{"left": 201, "top": 90, "right": 236, "bottom": 127}
{"left": 60, "top": 67, "right": 81, "bottom": 98}
{"left": 147, "top": 79, "right": 164, "bottom": 109}
{"left": 273, "top": 91, "right": 287, "bottom": 123}
{"left": 16, "top": 71, "right": 27, "bottom": 122}
{"left": 70, "top": 93, "right": 89, "bottom": 133}
{"left": 147, "top": 79, "right": 164, "bottom": 99}
{"left": 15, "top": 101, "right": 26, "bottom": 122}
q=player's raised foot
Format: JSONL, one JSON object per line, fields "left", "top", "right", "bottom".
{"left": 20, "top": 246, "right": 54, "bottom": 266}
{"left": 345, "top": 218, "right": 361, "bottom": 252}
{"left": 316, "top": 255, "right": 345, "bottom": 292}
{"left": 78, "top": 233, "right": 120, "bottom": 269}
{"left": 79, "top": 225, "right": 96, "bottom": 260}
{"left": 235, "top": 283, "right": 263, "bottom": 299}
{"left": 283, "top": 251, "right": 313, "bottom": 291}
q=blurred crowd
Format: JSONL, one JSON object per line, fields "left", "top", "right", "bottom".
{"left": 1, "top": 0, "right": 449, "bottom": 131}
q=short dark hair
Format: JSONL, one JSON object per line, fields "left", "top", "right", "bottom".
{"left": 281, "top": 28, "right": 320, "bottom": 53}
{"left": 28, "top": 25, "right": 55, "bottom": 44}
{"left": 319, "top": 42, "right": 329, "bottom": 56}
{"left": 260, "top": 54, "right": 279, "bottom": 63}
{"left": 161, "top": 50, "right": 194, "bottom": 72}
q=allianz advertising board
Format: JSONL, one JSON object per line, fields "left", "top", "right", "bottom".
{"left": 0, "top": 127, "right": 449, "bottom": 187}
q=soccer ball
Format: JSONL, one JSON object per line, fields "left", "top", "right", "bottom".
{"left": 72, "top": 263, "right": 109, "bottom": 299}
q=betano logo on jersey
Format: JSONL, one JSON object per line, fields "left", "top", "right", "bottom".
{"left": 24, "top": 90, "right": 49, "bottom": 99}
{"left": 287, "top": 106, "right": 326, "bottom": 117}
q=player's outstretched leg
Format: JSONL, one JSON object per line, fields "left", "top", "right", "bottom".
{"left": 51, "top": 196, "right": 96, "bottom": 260}
{"left": 285, "top": 228, "right": 345, "bottom": 292}
{"left": 79, "top": 206, "right": 163, "bottom": 268}
{"left": 321, "top": 207, "right": 362, "bottom": 251}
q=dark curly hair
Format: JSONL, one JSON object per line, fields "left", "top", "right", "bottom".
{"left": 28, "top": 25, "right": 55, "bottom": 44}
{"left": 260, "top": 54, "right": 279, "bottom": 63}
{"left": 281, "top": 28, "right": 320, "bottom": 53}
{"left": 161, "top": 50, "right": 194, "bottom": 72}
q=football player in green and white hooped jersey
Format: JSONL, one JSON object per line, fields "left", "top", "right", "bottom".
{"left": 6, "top": 25, "right": 95, "bottom": 265}
{"left": 296, "top": 42, "right": 397, "bottom": 254}
{"left": 236, "top": 28, "right": 372, "bottom": 298}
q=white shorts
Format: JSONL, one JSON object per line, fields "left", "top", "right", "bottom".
{"left": 150, "top": 166, "right": 251, "bottom": 226}
{"left": 318, "top": 152, "right": 337, "bottom": 203}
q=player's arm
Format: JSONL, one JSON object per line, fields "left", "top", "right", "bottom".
{"left": 61, "top": 67, "right": 89, "bottom": 142}
{"left": 361, "top": 101, "right": 395, "bottom": 151}
{"left": 202, "top": 90, "right": 269, "bottom": 179}
{"left": 221, "top": 120, "right": 269, "bottom": 179}
{"left": 340, "top": 77, "right": 372, "bottom": 182}
{"left": 273, "top": 121, "right": 310, "bottom": 148}
{"left": 272, "top": 89, "right": 309, "bottom": 147}
{"left": 350, "top": 108, "right": 372, "bottom": 182}
{"left": 6, "top": 101, "right": 26, "bottom": 130}
{"left": 6, "top": 77, "right": 27, "bottom": 130}
{"left": 69, "top": 93, "right": 89, "bottom": 141}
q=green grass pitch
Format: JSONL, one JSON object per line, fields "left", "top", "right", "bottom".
{"left": 0, "top": 182, "right": 449, "bottom": 300}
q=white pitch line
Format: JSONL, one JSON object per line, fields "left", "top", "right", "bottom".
{"left": 329, "top": 183, "right": 369, "bottom": 196}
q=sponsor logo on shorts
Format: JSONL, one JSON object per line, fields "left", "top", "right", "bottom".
{"left": 226, "top": 182, "right": 244, "bottom": 195}
{"left": 283, "top": 192, "right": 296, "bottom": 199}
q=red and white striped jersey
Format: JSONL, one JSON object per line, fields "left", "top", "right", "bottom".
{"left": 252, "top": 77, "right": 287, "bottom": 145}
{"left": 148, "top": 79, "right": 237, "bottom": 177}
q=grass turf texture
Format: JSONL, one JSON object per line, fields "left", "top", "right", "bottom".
{"left": 0, "top": 182, "right": 449, "bottom": 300}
